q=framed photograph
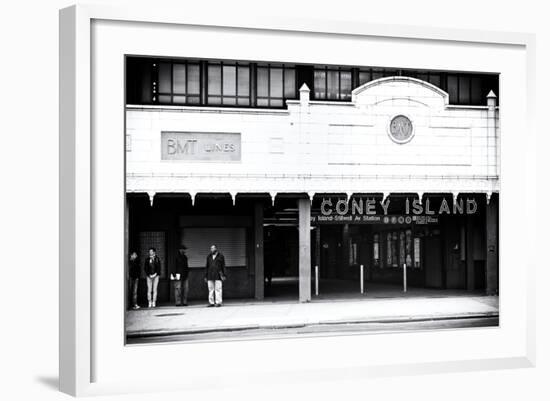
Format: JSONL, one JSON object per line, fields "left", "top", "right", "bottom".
{"left": 59, "top": 4, "right": 536, "bottom": 396}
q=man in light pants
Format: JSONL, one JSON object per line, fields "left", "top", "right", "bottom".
{"left": 144, "top": 247, "right": 161, "bottom": 308}
{"left": 204, "top": 245, "right": 226, "bottom": 307}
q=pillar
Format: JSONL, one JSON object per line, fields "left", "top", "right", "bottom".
{"left": 298, "top": 197, "right": 311, "bottom": 302}
{"left": 254, "top": 201, "right": 264, "bottom": 300}
{"left": 299, "top": 83, "right": 310, "bottom": 109}
{"left": 342, "top": 223, "right": 350, "bottom": 278}
{"left": 486, "top": 194, "right": 498, "bottom": 295}
{"left": 487, "top": 91, "right": 498, "bottom": 177}
{"left": 466, "top": 215, "right": 475, "bottom": 291}
{"left": 125, "top": 197, "right": 130, "bottom": 310}
{"left": 315, "top": 226, "right": 321, "bottom": 272}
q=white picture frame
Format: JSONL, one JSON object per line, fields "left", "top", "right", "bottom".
{"left": 59, "top": 4, "right": 536, "bottom": 396}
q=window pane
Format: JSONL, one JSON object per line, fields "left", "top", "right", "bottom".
{"left": 392, "top": 232, "right": 398, "bottom": 267}
{"left": 257, "top": 98, "right": 269, "bottom": 107}
{"left": 458, "top": 75, "right": 470, "bottom": 104}
{"left": 173, "top": 64, "right": 186, "bottom": 94}
{"left": 399, "top": 231, "right": 406, "bottom": 267}
{"left": 417, "top": 73, "right": 428, "bottom": 82}
{"left": 405, "top": 230, "right": 412, "bottom": 267}
{"left": 428, "top": 73, "right": 441, "bottom": 88}
{"left": 314, "top": 69, "right": 326, "bottom": 99}
{"left": 257, "top": 67, "right": 269, "bottom": 97}
{"left": 158, "top": 94, "right": 171, "bottom": 104}
{"left": 386, "top": 233, "right": 392, "bottom": 267}
{"left": 223, "top": 65, "right": 236, "bottom": 96}
{"left": 327, "top": 70, "right": 339, "bottom": 100}
{"left": 401, "top": 70, "right": 417, "bottom": 79}
{"left": 447, "top": 74, "right": 458, "bottom": 104}
{"left": 340, "top": 70, "right": 352, "bottom": 100}
{"left": 284, "top": 68, "right": 295, "bottom": 98}
{"left": 414, "top": 237, "right": 421, "bottom": 268}
{"left": 187, "top": 64, "right": 200, "bottom": 95}
{"left": 207, "top": 65, "right": 221, "bottom": 95}
{"left": 222, "top": 97, "right": 236, "bottom": 105}
{"left": 237, "top": 97, "right": 250, "bottom": 106}
{"left": 237, "top": 66, "right": 250, "bottom": 97}
{"left": 158, "top": 62, "right": 171, "bottom": 93}
{"left": 470, "top": 76, "right": 482, "bottom": 105}
{"left": 359, "top": 71, "right": 371, "bottom": 85}
{"left": 173, "top": 95, "right": 186, "bottom": 104}
{"left": 208, "top": 96, "right": 221, "bottom": 105}
{"left": 270, "top": 99, "right": 283, "bottom": 107}
{"left": 187, "top": 96, "right": 200, "bottom": 104}
{"left": 270, "top": 68, "right": 283, "bottom": 98}
{"left": 372, "top": 68, "right": 384, "bottom": 80}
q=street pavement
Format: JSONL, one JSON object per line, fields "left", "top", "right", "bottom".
{"left": 126, "top": 290, "right": 499, "bottom": 342}
{"left": 129, "top": 316, "right": 499, "bottom": 344}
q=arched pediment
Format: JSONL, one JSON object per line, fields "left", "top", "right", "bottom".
{"left": 352, "top": 76, "right": 449, "bottom": 110}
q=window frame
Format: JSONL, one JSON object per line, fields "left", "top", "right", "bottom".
{"left": 313, "top": 65, "right": 353, "bottom": 101}
{"left": 255, "top": 63, "right": 296, "bottom": 108}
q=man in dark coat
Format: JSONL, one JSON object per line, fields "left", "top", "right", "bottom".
{"left": 144, "top": 247, "right": 161, "bottom": 308}
{"left": 129, "top": 251, "right": 141, "bottom": 310}
{"left": 204, "top": 245, "right": 226, "bottom": 307}
{"left": 172, "top": 245, "right": 189, "bottom": 306}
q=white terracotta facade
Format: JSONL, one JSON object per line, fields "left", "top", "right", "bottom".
{"left": 126, "top": 76, "right": 499, "bottom": 203}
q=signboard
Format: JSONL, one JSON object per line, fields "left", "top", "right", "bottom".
{"left": 161, "top": 131, "right": 241, "bottom": 161}
{"left": 311, "top": 214, "right": 439, "bottom": 225}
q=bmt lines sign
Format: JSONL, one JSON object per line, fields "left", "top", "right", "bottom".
{"left": 161, "top": 132, "right": 241, "bottom": 161}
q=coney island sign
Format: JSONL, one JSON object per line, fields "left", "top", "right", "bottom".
{"left": 311, "top": 197, "right": 478, "bottom": 225}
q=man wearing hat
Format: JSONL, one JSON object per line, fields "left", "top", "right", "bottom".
{"left": 171, "top": 244, "right": 190, "bottom": 306}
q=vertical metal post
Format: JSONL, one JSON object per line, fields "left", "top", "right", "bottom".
{"left": 360, "top": 264, "right": 364, "bottom": 294}
{"left": 315, "top": 265, "right": 319, "bottom": 296}
{"left": 298, "top": 198, "right": 311, "bottom": 302}
{"left": 403, "top": 263, "right": 407, "bottom": 293}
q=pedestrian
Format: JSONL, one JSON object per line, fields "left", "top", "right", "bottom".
{"left": 144, "top": 247, "right": 161, "bottom": 308}
{"left": 204, "top": 245, "right": 226, "bottom": 307}
{"left": 171, "top": 245, "right": 189, "bottom": 306}
{"left": 129, "top": 251, "right": 141, "bottom": 310}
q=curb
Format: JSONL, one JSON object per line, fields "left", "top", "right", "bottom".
{"left": 126, "top": 311, "right": 499, "bottom": 338}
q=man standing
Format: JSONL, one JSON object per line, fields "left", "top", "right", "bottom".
{"left": 129, "top": 251, "right": 141, "bottom": 310}
{"left": 204, "top": 245, "right": 226, "bottom": 307}
{"left": 172, "top": 245, "right": 189, "bottom": 306}
{"left": 144, "top": 247, "right": 161, "bottom": 308}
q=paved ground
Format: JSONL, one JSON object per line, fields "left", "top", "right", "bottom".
{"left": 126, "top": 285, "right": 499, "bottom": 343}
{"left": 129, "top": 316, "right": 499, "bottom": 344}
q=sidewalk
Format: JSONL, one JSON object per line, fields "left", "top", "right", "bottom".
{"left": 126, "top": 293, "right": 499, "bottom": 338}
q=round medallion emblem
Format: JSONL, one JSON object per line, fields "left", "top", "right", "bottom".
{"left": 388, "top": 115, "right": 414, "bottom": 144}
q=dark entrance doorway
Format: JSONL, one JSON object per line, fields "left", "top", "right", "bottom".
{"left": 424, "top": 235, "right": 442, "bottom": 288}
{"left": 263, "top": 225, "right": 299, "bottom": 299}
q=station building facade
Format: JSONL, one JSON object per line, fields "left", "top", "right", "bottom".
{"left": 125, "top": 57, "right": 499, "bottom": 303}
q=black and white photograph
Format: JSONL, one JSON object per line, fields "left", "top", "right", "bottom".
{"left": 124, "top": 56, "right": 500, "bottom": 344}
{"left": 4, "top": 0, "right": 548, "bottom": 399}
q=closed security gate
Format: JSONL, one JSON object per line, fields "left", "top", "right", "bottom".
{"left": 182, "top": 227, "right": 247, "bottom": 267}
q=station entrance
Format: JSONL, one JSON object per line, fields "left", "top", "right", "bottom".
{"left": 126, "top": 192, "right": 497, "bottom": 307}
{"left": 308, "top": 194, "right": 495, "bottom": 298}
{"left": 263, "top": 225, "right": 299, "bottom": 299}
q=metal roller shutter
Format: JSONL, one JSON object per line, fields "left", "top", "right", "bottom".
{"left": 182, "top": 227, "right": 247, "bottom": 268}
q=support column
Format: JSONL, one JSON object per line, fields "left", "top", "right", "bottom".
{"left": 298, "top": 198, "right": 311, "bottom": 302}
{"left": 125, "top": 197, "right": 130, "bottom": 310}
{"left": 486, "top": 194, "right": 498, "bottom": 295}
{"left": 466, "top": 215, "right": 475, "bottom": 291}
{"left": 254, "top": 201, "right": 264, "bottom": 300}
{"left": 342, "top": 223, "right": 350, "bottom": 278}
{"left": 315, "top": 226, "right": 321, "bottom": 272}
